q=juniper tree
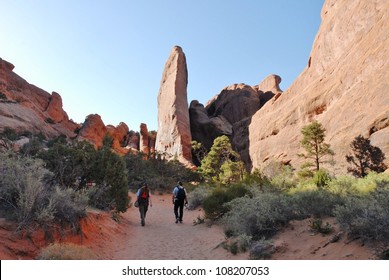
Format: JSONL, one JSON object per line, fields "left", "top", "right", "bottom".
{"left": 199, "top": 135, "right": 244, "bottom": 183}
{"left": 346, "top": 135, "right": 387, "bottom": 177}
{"left": 299, "top": 121, "right": 334, "bottom": 171}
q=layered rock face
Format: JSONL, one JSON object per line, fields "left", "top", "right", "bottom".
{"left": 249, "top": 0, "right": 389, "bottom": 173}
{"left": 155, "top": 46, "right": 193, "bottom": 166}
{"left": 190, "top": 75, "right": 282, "bottom": 168}
{"left": 0, "top": 58, "right": 79, "bottom": 138}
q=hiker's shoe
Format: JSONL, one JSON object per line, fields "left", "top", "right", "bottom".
{"left": 179, "top": 220, "right": 183, "bottom": 224}
{"left": 175, "top": 219, "right": 179, "bottom": 224}
{"left": 141, "top": 220, "right": 145, "bottom": 226}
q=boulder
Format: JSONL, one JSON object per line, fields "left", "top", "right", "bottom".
{"left": 77, "top": 114, "right": 107, "bottom": 148}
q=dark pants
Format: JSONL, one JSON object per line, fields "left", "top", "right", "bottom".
{"left": 139, "top": 201, "right": 149, "bottom": 225}
{"left": 174, "top": 200, "right": 184, "bottom": 221}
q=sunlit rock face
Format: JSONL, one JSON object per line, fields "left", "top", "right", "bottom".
{"left": 155, "top": 46, "right": 193, "bottom": 166}
{"left": 248, "top": 0, "right": 389, "bottom": 173}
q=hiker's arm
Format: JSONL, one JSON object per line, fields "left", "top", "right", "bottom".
{"left": 149, "top": 195, "right": 152, "bottom": 207}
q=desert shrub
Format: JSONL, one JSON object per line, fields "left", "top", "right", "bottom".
{"left": 203, "top": 184, "right": 250, "bottom": 220}
{"left": 289, "top": 190, "right": 342, "bottom": 218}
{"left": 325, "top": 175, "right": 357, "bottom": 196}
{"left": 269, "top": 165, "right": 295, "bottom": 191}
{"left": 334, "top": 189, "right": 389, "bottom": 243}
{"left": 249, "top": 238, "right": 274, "bottom": 260}
{"left": 37, "top": 243, "right": 98, "bottom": 260}
{"left": 308, "top": 218, "right": 332, "bottom": 234}
{"left": 187, "top": 185, "right": 211, "bottom": 210}
{"left": 221, "top": 193, "right": 294, "bottom": 240}
{"left": 0, "top": 152, "right": 88, "bottom": 232}
{"left": 50, "top": 186, "right": 88, "bottom": 232}
{"left": 0, "top": 92, "right": 7, "bottom": 99}
{"left": 312, "top": 169, "right": 331, "bottom": 188}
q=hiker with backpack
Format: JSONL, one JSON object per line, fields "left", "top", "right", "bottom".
{"left": 172, "top": 181, "right": 188, "bottom": 224}
{"left": 136, "top": 182, "right": 152, "bottom": 226}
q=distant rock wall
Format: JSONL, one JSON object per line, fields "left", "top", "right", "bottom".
{"left": 248, "top": 0, "right": 389, "bottom": 173}
{"left": 190, "top": 75, "right": 282, "bottom": 169}
{"left": 155, "top": 46, "right": 193, "bottom": 166}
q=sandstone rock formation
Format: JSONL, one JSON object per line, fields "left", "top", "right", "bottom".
{"left": 0, "top": 57, "right": 79, "bottom": 138}
{"left": 190, "top": 75, "right": 282, "bottom": 168}
{"left": 155, "top": 46, "right": 193, "bottom": 166}
{"left": 139, "top": 123, "right": 149, "bottom": 158}
{"left": 77, "top": 114, "right": 107, "bottom": 148}
{"left": 106, "top": 122, "right": 130, "bottom": 154}
{"left": 249, "top": 0, "right": 389, "bottom": 174}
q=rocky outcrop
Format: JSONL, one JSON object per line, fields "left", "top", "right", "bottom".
{"left": 248, "top": 0, "right": 389, "bottom": 173}
{"left": 190, "top": 75, "right": 282, "bottom": 169}
{"left": 0, "top": 57, "right": 79, "bottom": 138}
{"left": 77, "top": 114, "right": 107, "bottom": 148}
{"left": 139, "top": 123, "right": 149, "bottom": 157}
{"left": 155, "top": 46, "right": 192, "bottom": 166}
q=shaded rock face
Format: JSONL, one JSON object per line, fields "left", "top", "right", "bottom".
{"left": 155, "top": 46, "right": 192, "bottom": 166}
{"left": 249, "top": 0, "right": 389, "bottom": 173}
{"left": 77, "top": 114, "right": 107, "bottom": 148}
{"left": 190, "top": 75, "right": 282, "bottom": 169}
{"left": 0, "top": 58, "right": 79, "bottom": 138}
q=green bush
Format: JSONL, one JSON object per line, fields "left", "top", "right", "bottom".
{"left": 203, "top": 184, "right": 250, "bottom": 220}
{"left": 0, "top": 152, "right": 88, "bottom": 233}
{"left": 187, "top": 185, "right": 211, "bottom": 210}
{"left": 0, "top": 92, "right": 7, "bottom": 100}
{"left": 313, "top": 169, "right": 331, "bottom": 188}
{"left": 334, "top": 189, "right": 389, "bottom": 243}
{"left": 289, "top": 190, "right": 343, "bottom": 218}
{"left": 221, "top": 193, "right": 294, "bottom": 239}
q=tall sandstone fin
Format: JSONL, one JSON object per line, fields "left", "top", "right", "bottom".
{"left": 248, "top": 0, "right": 389, "bottom": 173}
{"left": 155, "top": 46, "right": 193, "bottom": 166}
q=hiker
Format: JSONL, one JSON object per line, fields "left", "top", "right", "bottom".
{"left": 136, "top": 182, "right": 152, "bottom": 226}
{"left": 172, "top": 181, "right": 188, "bottom": 223}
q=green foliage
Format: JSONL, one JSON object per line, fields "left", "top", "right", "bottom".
{"left": 334, "top": 189, "right": 389, "bottom": 243}
{"left": 0, "top": 152, "right": 88, "bottom": 232}
{"left": 308, "top": 218, "right": 332, "bottom": 234}
{"left": 269, "top": 165, "right": 295, "bottom": 191}
{"left": 289, "top": 190, "right": 342, "bottom": 218}
{"left": 125, "top": 152, "right": 199, "bottom": 192}
{"left": 312, "top": 169, "right": 331, "bottom": 188}
{"left": 198, "top": 135, "right": 244, "bottom": 183}
{"left": 91, "top": 147, "right": 129, "bottom": 213}
{"left": 298, "top": 121, "right": 334, "bottom": 171}
{"left": 38, "top": 140, "right": 95, "bottom": 188}
{"left": 191, "top": 140, "right": 207, "bottom": 165}
{"left": 346, "top": 135, "right": 387, "bottom": 177}
{"left": 203, "top": 184, "right": 250, "bottom": 220}
{"left": 221, "top": 193, "right": 295, "bottom": 239}
{"left": 0, "top": 92, "right": 7, "bottom": 99}
{"left": 187, "top": 185, "right": 212, "bottom": 210}
{"left": 37, "top": 243, "right": 98, "bottom": 260}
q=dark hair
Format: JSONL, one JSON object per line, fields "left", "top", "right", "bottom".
{"left": 178, "top": 181, "right": 182, "bottom": 186}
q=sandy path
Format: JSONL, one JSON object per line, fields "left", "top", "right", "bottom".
{"left": 110, "top": 194, "right": 247, "bottom": 260}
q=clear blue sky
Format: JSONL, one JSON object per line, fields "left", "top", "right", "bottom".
{"left": 0, "top": 0, "right": 324, "bottom": 131}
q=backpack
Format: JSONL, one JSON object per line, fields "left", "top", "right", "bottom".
{"left": 176, "top": 187, "right": 186, "bottom": 202}
{"left": 139, "top": 188, "right": 149, "bottom": 202}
